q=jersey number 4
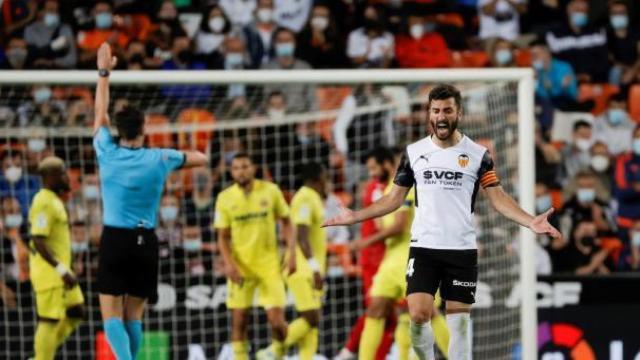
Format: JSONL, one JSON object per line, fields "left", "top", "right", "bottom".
{"left": 406, "top": 258, "right": 415, "bottom": 277}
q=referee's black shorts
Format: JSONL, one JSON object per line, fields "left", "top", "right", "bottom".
{"left": 97, "top": 226, "right": 159, "bottom": 303}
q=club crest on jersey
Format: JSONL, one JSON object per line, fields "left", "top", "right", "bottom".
{"left": 458, "top": 154, "right": 470, "bottom": 168}
{"left": 260, "top": 199, "right": 269, "bottom": 208}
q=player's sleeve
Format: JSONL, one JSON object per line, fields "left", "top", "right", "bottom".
{"left": 159, "top": 148, "right": 186, "bottom": 172}
{"left": 399, "top": 187, "right": 415, "bottom": 211}
{"left": 273, "top": 186, "right": 290, "bottom": 219}
{"left": 478, "top": 151, "right": 500, "bottom": 188}
{"left": 29, "top": 199, "right": 52, "bottom": 237}
{"left": 393, "top": 150, "right": 415, "bottom": 188}
{"left": 290, "top": 196, "right": 312, "bottom": 226}
{"left": 92, "top": 126, "right": 116, "bottom": 158}
{"left": 213, "top": 195, "right": 230, "bottom": 229}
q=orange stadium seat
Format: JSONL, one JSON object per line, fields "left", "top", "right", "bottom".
{"left": 435, "top": 13, "right": 465, "bottom": 28}
{"left": 550, "top": 189, "right": 564, "bottom": 209}
{"left": 129, "top": 14, "right": 153, "bottom": 41}
{"left": 628, "top": 85, "right": 640, "bottom": 122}
{"left": 450, "top": 51, "right": 489, "bottom": 68}
{"left": 578, "top": 83, "right": 619, "bottom": 116}
{"left": 145, "top": 114, "right": 174, "bottom": 148}
{"left": 514, "top": 48, "right": 532, "bottom": 67}
{"left": 315, "top": 86, "right": 352, "bottom": 143}
{"left": 176, "top": 108, "right": 216, "bottom": 152}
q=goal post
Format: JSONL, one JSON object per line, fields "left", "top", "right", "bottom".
{"left": 0, "top": 68, "right": 536, "bottom": 360}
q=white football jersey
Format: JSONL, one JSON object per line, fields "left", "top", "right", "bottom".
{"left": 394, "top": 135, "right": 500, "bottom": 250}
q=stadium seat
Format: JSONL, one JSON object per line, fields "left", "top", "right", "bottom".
{"left": 514, "top": 48, "right": 532, "bottom": 67}
{"left": 578, "top": 83, "right": 619, "bottom": 116}
{"left": 450, "top": 51, "right": 489, "bottom": 68}
{"left": 628, "top": 84, "right": 640, "bottom": 122}
{"left": 129, "top": 14, "right": 153, "bottom": 41}
{"left": 549, "top": 189, "right": 564, "bottom": 209}
{"left": 435, "top": 13, "right": 465, "bottom": 28}
{"left": 145, "top": 114, "right": 174, "bottom": 148}
{"left": 315, "top": 86, "right": 352, "bottom": 142}
{"left": 176, "top": 108, "right": 216, "bottom": 152}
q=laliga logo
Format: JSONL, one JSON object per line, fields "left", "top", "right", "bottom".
{"left": 538, "top": 322, "right": 595, "bottom": 360}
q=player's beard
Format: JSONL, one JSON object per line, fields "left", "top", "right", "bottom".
{"left": 431, "top": 116, "right": 459, "bottom": 141}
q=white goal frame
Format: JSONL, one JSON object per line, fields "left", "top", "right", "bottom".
{"left": 0, "top": 68, "right": 537, "bottom": 360}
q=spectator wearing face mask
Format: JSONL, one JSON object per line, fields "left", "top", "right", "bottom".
{"left": 477, "top": 0, "right": 527, "bottom": 42}
{"left": 394, "top": 14, "right": 450, "bottom": 69}
{"left": 24, "top": 0, "right": 77, "bottom": 69}
{"left": 561, "top": 120, "right": 594, "bottom": 183}
{"left": 488, "top": 38, "right": 515, "bottom": 68}
{"left": 0, "top": 152, "right": 40, "bottom": 217}
{"left": 295, "top": 3, "right": 348, "bottom": 69}
{"left": 161, "top": 35, "right": 211, "bottom": 103}
{"left": 544, "top": 0, "right": 609, "bottom": 83}
{"left": 2, "top": 37, "right": 33, "bottom": 70}
{"left": 262, "top": 28, "right": 315, "bottom": 112}
{"left": 195, "top": 5, "right": 231, "bottom": 61}
{"left": 559, "top": 171, "right": 614, "bottom": 274}
{"left": 76, "top": 1, "right": 129, "bottom": 67}
{"left": 594, "top": 94, "right": 635, "bottom": 156}
{"left": 184, "top": 168, "right": 218, "bottom": 242}
{"left": 1, "top": 196, "right": 30, "bottom": 283}
{"left": 606, "top": 0, "right": 640, "bottom": 89}
{"left": 613, "top": 125, "right": 640, "bottom": 269}
{"left": 346, "top": 5, "right": 394, "bottom": 69}
{"left": 157, "top": 194, "right": 182, "bottom": 252}
{"left": 123, "top": 39, "right": 157, "bottom": 70}
{"left": 220, "top": 0, "right": 257, "bottom": 28}
{"left": 563, "top": 142, "right": 613, "bottom": 203}
{"left": 17, "top": 85, "right": 66, "bottom": 127}
{"left": 242, "top": 0, "right": 277, "bottom": 67}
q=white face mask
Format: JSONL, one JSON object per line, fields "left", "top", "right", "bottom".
{"left": 4, "top": 214, "right": 23, "bottom": 228}
{"left": 71, "top": 241, "right": 89, "bottom": 253}
{"left": 268, "top": 109, "right": 285, "bottom": 121}
{"left": 256, "top": 8, "right": 273, "bottom": 23}
{"left": 208, "top": 16, "right": 225, "bottom": 33}
{"left": 28, "top": 138, "right": 46, "bottom": 153}
{"left": 577, "top": 188, "right": 596, "bottom": 204}
{"left": 590, "top": 155, "right": 609, "bottom": 172}
{"left": 4, "top": 166, "right": 22, "bottom": 183}
{"left": 410, "top": 23, "right": 424, "bottom": 39}
{"left": 160, "top": 206, "right": 179, "bottom": 221}
{"left": 632, "top": 231, "right": 640, "bottom": 246}
{"left": 83, "top": 185, "right": 100, "bottom": 200}
{"left": 183, "top": 238, "right": 202, "bottom": 251}
{"left": 311, "top": 16, "right": 329, "bottom": 31}
{"left": 535, "top": 195, "right": 552, "bottom": 214}
{"left": 575, "top": 138, "right": 593, "bottom": 152}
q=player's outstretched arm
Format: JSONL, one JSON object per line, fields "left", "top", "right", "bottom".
{"left": 180, "top": 150, "right": 208, "bottom": 168}
{"left": 93, "top": 43, "right": 117, "bottom": 135}
{"left": 322, "top": 184, "right": 410, "bottom": 227}
{"left": 484, "top": 185, "right": 562, "bottom": 239}
{"left": 351, "top": 209, "right": 409, "bottom": 251}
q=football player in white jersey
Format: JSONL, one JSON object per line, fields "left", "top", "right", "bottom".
{"left": 323, "top": 84, "right": 561, "bottom": 360}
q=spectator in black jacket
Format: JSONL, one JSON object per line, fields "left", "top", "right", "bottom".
{"left": 296, "top": 3, "right": 348, "bottom": 69}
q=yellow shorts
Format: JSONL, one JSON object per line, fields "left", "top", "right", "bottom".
{"left": 227, "top": 273, "right": 286, "bottom": 310}
{"left": 35, "top": 285, "right": 85, "bottom": 320}
{"left": 370, "top": 261, "right": 406, "bottom": 300}
{"left": 286, "top": 270, "right": 322, "bottom": 312}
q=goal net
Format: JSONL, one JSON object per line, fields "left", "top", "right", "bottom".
{"left": 0, "top": 69, "right": 535, "bottom": 360}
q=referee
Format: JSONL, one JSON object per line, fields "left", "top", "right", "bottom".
{"left": 93, "top": 43, "right": 207, "bottom": 360}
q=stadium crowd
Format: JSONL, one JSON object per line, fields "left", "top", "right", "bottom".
{"left": 2, "top": 0, "right": 640, "bottom": 312}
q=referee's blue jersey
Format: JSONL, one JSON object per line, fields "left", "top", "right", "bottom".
{"left": 93, "top": 126, "right": 185, "bottom": 229}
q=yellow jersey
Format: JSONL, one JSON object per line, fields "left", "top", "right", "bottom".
{"left": 28, "top": 188, "right": 71, "bottom": 292}
{"left": 214, "top": 180, "right": 289, "bottom": 276}
{"left": 290, "top": 186, "right": 327, "bottom": 274}
{"left": 380, "top": 182, "right": 415, "bottom": 269}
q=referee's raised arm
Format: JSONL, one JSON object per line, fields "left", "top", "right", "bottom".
{"left": 94, "top": 43, "right": 117, "bottom": 135}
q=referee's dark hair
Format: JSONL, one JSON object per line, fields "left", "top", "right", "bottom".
{"left": 365, "top": 147, "right": 395, "bottom": 166}
{"left": 300, "top": 162, "right": 325, "bottom": 184}
{"left": 114, "top": 105, "right": 145, "bottom": 140}
{"left": 427, "top": 84, "right": 462, "bottom": 110}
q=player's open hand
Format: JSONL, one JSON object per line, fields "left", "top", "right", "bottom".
{"left": 225, "top": 263, "right": 243, "bottom": 285}
{"left": 97, "top": 43, "right": 117, "bottom": 70}
{"left": 530, "top": 208, "right": 562, "bottom": 240}
{"left": 62, "top": 272, "right": 78, "bottom": 289}
{"left": 322, "top": 207, "right": 356, "bottom": 227}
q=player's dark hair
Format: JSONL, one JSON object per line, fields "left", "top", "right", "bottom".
{"left": 114, "top": 106, "right": 144, "bottom": 140}
{"left": 300, "top": 162, "right": 325, "bottom": 183}
{"left": 232, "top": 152, "right": 253, "bottom": 163}
{"left": 427, "top": 84, "right": 462, "bottom": 110}
{"left": 573, "top": 119, "right": 592, "bottom": 132}
{"left": 366, "top": 147, "right": 395, "bottom": 165}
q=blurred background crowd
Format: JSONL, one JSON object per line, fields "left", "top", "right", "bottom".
{"left": 2, "top": 0, "right": 640, "bottom": 309}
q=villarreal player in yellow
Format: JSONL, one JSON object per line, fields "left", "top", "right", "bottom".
{"left": 276, "top": 163, "right": 328, "bottom": 360}
{"left": 215, "top": 153, "right": 295, "bottom": 360}
{"left": 29, "top": 157, "right": 85, "bottom": 360}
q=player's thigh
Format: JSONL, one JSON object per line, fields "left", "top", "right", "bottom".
{"left": 286, "top": 271, "right": 321, "bottom": 312}
{"left": 226, "top": 278, "right": 258, "bottom": 309}
{"left": 405, "top": 248, "right": 442, "bottom": 298}
{"left": 257, "top": 273, "right": 286, "bottom": 309}
{"left": 35, "top": 287, "right": 65, "bottom": 320}
{"left": 370, "top": 264, "right": 405, "bottom": 301}
{"left": 124, "top": 295, "right": 147, "bottom": 321}
{"left": 440, "top": 249, "right": 478, "bottom": 305}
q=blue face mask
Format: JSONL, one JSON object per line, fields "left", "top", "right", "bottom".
{"left": 44, "top": 13, "right": 60, "bottom": 27}
{"left": 34, "top": 87, "right": 52, "bottom": 104}
{"left": 607, "top": 109, "right": 627, "bottom": 125}
{"left": 570, "top": 12, "right": 588, "bottom": 28}
{"left": 632, "top": 231, "right": 640, "bottom": 246}
{"left": 610, "top": 14, "right": 628, "bottom": 30}
{"left": 160, "top": 206, "right": 178, "bottom": 221}
{"left": 183, "top": 238, "right": 202, "bottom": 251}
{"left": 275, "top": 42, "right": 295, "bottom": 58}
{"left": 83, "top": 185, "right": 100, "bottom": 200}
{"left": 225, "top": 53, "right": 243, "bottom": 69}
{"left": 633, "top": 139, "right": 640, "bottom": 156}
{"left": 495, "top": 49, "right": 512, "bottom": 65}
{"left": 532, "top": 59, "right": 545, "bottom": 71}
{"left": 577, "top": 188, "right": 595, "bottom": 204}
{"left": 71, "top": 241, "right": 89, "bottom": 253}
{"left": 96, "top": 12, "right": 113, "bottom": 29}
{"left": 535, "top": 195, "right": 552, "bottom": 214}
